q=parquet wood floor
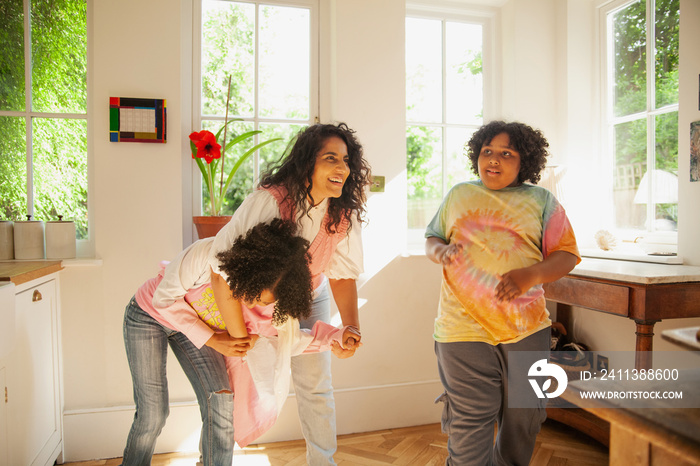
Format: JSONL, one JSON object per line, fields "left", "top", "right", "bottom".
{"left": 61, "top": 419, "right": 608, "bottom": 465}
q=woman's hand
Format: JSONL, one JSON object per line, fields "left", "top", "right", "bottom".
{"left": 205, "top": 332, "right": 252, "bottom": 357}
{"left": 331, "top": 326, "right": 362, "bottom": 359}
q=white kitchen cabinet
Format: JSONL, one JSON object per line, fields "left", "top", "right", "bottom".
{"left": 2, "top": 274, "right": 63, "bottom": 466}
{"left": 0, "top": 367, "right": 7, "bottom": 466}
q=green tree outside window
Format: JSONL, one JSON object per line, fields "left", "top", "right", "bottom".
{"left": 0, "top": 0, "right": 88, "bottom": 238}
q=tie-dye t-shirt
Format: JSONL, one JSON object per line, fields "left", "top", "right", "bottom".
{"left": 425, "top": 180, "right": 580, "bottom": 345}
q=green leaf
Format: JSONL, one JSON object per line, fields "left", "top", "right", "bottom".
{"left": 220, "top": 138, "right": 282, "bottom": 198}
{"left": 223, "top": 129, "right": 261, "bottom": 153}
{"left": 215, "top": 118, "right": 243, "bottom": 142}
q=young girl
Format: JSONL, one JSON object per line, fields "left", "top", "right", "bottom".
{"left": 208, "top": 122, "right": 371, "bottom": 464}
{"left": 121, "top": 219, "right": 357, "bottom": 466}
{"left": 425, "top": 121, "right": 580, "bottom": 465}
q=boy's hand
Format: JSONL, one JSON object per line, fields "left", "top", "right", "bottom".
{"left": 495, "top": 251, "right": 578, "bottom": 302}
{"left": 205, "top": 333, "right": 252, "bottom": 357}
{"left": 439, "top": 243, "right": 463, "bottom": 266}
{"left": 495, "top": 268, "right": 536, "bottom": 302}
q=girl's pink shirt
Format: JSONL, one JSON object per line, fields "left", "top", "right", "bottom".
{"left": 135, "top": 267, "right": 344, "bottom": 353}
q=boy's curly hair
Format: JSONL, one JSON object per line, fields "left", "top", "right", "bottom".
{"left": 216, "top": 219, "right": 313, "bottom": 325}
{"left": 260, "top": 123, "right": 372, "bottom": 234}
{"left": 465, "top": 120, "right": 550, "bottom": 184}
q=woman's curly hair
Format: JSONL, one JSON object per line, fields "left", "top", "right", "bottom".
{"left": 260, "top": 123, "right": 372, "bottom": 234}
{"left": 465, "top": 120, "right": 550, "bottom": 184}
{"left": 216, "top": 219, "right": 313, "bottom": 325}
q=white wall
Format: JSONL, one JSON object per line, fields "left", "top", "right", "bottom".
{"left": 61, "top": 0, "right": 446, "bottom": 461}
{"left": 57, "top": 0, "right": 700, "bottom": 461}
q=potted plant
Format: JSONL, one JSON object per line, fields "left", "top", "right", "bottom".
{"left": 190, "top": 78, "right": 281, "bottom": 238}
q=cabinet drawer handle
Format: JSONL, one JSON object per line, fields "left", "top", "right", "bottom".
{"left": 32, "top": 289, "right": 42, "bottom": 302}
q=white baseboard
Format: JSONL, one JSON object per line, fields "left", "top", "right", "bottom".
{"left": 62, "top": 380, "right": 443, "bottom": 462}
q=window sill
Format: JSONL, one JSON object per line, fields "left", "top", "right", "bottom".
{"left": 60, "top": 258, "right": 103, "bottom": 267}
{"left": 580, "top": 247, "right": 682, "bottom": 265}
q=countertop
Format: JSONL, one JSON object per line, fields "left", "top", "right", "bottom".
{"left": 0, "top": 260, "right": 63, "bottom": 286}
{"left": 571, "top": 258, "right": 700, "bottom": 285}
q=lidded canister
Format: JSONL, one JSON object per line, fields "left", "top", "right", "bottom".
{"left": 46, "top": 215, "right": 76, "bottom": 259}
{"left": 0, "top": 221, "right": 13, "bottom": 260}
{"left": 14, "top": 215, "right": 45, "bottom": 260}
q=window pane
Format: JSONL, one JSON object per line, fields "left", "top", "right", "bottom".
{"left": 445, "top": 22, "right": 483, "bottom": 125}
{"left": 612, "top": 0, "right": 646, "bottom": 118}
{"left": 652, "top": 111, "right": 678, "bottom": 230}
{"left": 407, "top": 125, "right": 442, "bottom": 229}
{"left": 33, "top": 118, "right": 88, "bottom": 238}
{"left": 201, "top": 1, "right": 255, "bottom": 117}
{"left": 258, "top": 122, "right": 304, "bottom": 172}
{"left": 406, "top": 18, "right": 442, "bottom": 123}
{"left": 31, "top": 0, "right": 87, "bottom": 113}
{"left": 445, "top": 127, "right": 477, "bottom": 190}
{"left": 0, "top": 0, "right": 25, "bottom": 112}
{"left": 0, "top": 117, "right": 28, "bottom": 220}
{"left": 613, "top": 119, "right": 646, "bottom": 229}
{"left": 654, "top": 0, "right": 679, "bottom": 108}
{"left": 259, "top": 6, "right": 310, "bottom": 119}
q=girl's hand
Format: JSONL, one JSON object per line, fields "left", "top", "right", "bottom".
{"left": 205, "top": 332, "right": 252, "bottom": 357}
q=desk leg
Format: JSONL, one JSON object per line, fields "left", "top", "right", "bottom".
{"left": 634, "top": 320, "right": 658, "bottom": 370}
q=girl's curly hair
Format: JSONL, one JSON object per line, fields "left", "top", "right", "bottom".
{"left": 260, "top": 123, "right": 372, "bottom": 234}
{"left": 465, "top": 121, "right": 550, "bottom": 184}
{"left": 216, "top": 219, "right": 313, "bottom": 325}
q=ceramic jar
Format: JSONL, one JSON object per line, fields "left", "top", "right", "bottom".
{"left": 46, "top": 217, "right": 76, "bottom": 259}
{"left": 14, "top": 217, "right": 45, "bottom": 260}
{"left": 0, "top": 221, "right": 13, "bottom": 260}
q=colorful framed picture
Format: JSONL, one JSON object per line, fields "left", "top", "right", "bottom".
{"left": 109, "top": 97, "right": 166, "bottom": 143}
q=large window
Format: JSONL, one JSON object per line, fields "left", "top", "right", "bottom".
{"left": 0, "top": 0, "right": 88, "bottom": 238}
{"left": 604, "top": 0, "right": 679, "bottom": 238}
{"left": 405, "top": 10, "right": 488, "bottom": 244}
{"left": 194, "top": 0, "right": 317, "bottom": 215}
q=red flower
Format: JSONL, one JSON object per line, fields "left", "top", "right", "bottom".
{"left": 189, "top": 130, "right": 221, "bottom": 164}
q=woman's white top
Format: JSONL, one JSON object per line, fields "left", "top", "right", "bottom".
{"left": 207, "top": 189, "right": 364, "bottom": 287}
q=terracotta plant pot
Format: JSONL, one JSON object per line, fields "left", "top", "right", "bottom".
{"left": 193, "top": 216, "right": 232, "bottom": 239}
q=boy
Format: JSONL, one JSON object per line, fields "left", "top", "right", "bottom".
{"left": 425, "top": 121, "right": 580, "bottom": 465}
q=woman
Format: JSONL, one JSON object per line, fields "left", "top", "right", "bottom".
{"left": 122, "top": 220, "right": 358, "bottom": 466}
{"left": 208, "top": 122, "right": 372, "bottom": 465}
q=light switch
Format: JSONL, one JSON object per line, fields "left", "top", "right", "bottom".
{"left": 370, "top": 175, "right": 385, "bottom": 192}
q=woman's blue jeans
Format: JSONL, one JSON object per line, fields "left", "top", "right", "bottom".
{"left": 291, "top": 284, "right": 337, "bottom": 465}
{"left": 121, "top": 298, "right": 234, "bottom": 466}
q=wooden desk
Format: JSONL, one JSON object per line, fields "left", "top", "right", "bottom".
{"left": 563, "top": 376, "right": 700, "bottom": 465}
{"left": 543, "top": 258, "right": 700, "bottom": 369}
{"left": 662, "top": 326, "right": 700, "bottom": 351}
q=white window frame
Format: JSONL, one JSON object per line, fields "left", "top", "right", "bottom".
{"left": 596, "top": 0, "right": 680, "bottom": 262}
{"left": 188, "top": 0, "right": 319, "bottom": 242}
{"left": 405, "top": 2, "right": 498, "bottom": 250}
{"left": 0, "top": 0, "right": 92, "bottom": 257}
